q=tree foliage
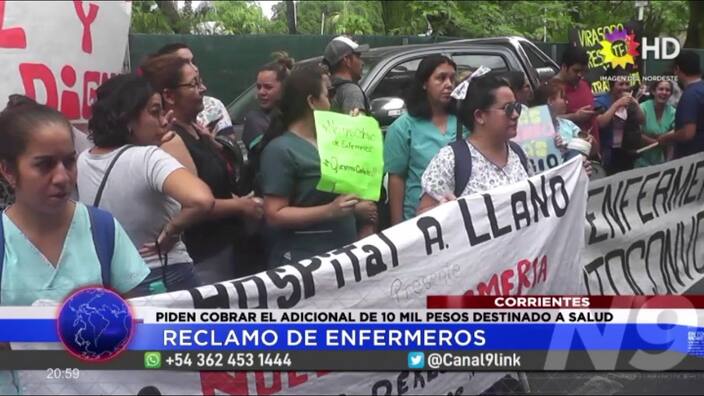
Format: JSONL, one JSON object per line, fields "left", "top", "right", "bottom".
{"left": 130, "top": 1, "right": 174, "bottom": 34}
{"left": 208, "top": 1, "right": 270, "bottom": 34}
{"left": 130, "top": 0, "right": 691, "bottom": 44}
{"left": 684, "top": 0, "right": 704, "bottom": 47}
{"left": 270, "top": 1, "right": 383, "bottom": 35}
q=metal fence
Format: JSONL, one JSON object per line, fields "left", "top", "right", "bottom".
{"left": 128, "top": 34, "right": 457, "bottom": 105}
{"left": 128, "top": 33, "right": 704, "bottom": 109}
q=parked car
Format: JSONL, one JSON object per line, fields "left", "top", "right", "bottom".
{"left": 226, "top": 36, "right": 559, "bottom": 137}
{"left": 216, "top": 36, "right": 559, "bottom": 200}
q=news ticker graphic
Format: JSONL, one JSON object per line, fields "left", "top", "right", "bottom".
{"left": 4, "top": 349, "right": 704, "bottom": 371}
{"left": 3, "top": 293, "right": 704, "bottom": 371}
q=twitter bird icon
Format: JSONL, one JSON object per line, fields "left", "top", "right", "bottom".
{"left": 407, "top": 352, "right": 425, "bottom": 369}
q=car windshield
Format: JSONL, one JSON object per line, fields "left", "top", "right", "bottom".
{"left": 228, "top": 54, "right": 383, "bottom": 125}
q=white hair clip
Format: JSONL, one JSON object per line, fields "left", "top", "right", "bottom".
{"left": 450, "top": 65, "right": 492, "bottom": 100}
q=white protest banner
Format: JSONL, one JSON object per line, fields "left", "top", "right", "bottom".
{"left": 0, "top": 1, "right": 131, "bottom": 123}
{"left": 582, "top": 153, "right": 704, "bottom": 295}
{"left": 15, "top": 159, "right": 588, "bottom": 395}
{"left": 513, "top": 105, "right": 562, "bottom": 173}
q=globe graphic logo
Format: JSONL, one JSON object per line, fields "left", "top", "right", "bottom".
{"left": 57, "top": 287, "right": 134, "bottom": 361}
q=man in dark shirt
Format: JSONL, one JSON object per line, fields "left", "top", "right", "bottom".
{"left": 659, "top": 50, "right": 704, "bottom": 158}
{"left": 322, "top": 36, "right": 370, "bottom": 114}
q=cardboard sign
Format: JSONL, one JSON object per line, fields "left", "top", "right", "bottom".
{"left": 314, "top": 111, "right": 384, "bottom": 201}
{"left": 513, "top": 105, "right": 562, "bottom": 173}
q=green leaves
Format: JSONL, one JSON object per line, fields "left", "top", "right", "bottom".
{"left": 130, "top": 1, "right": 175, "bottom": 33}
{"left": 209, "top": 1, "right": 269, "bottom": 34}
{"left": 130, "top": 0, "right": 690, "bottom": 40}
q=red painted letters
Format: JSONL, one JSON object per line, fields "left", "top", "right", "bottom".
{"left": 20, "top": 62, "right": 115, "bottom": 120}
{"left": 60, "top": 65, "right": 80, "bottom": 119}
{"left": 20, "top": 63, "right": 58, "bottom": 109}
{"left": 0, "top": 0, "right": 26, "bottom": 49}
{"left": 464, "top": 255, "right": 549, "bottom": 296}
{"left": 200, "top": 372, "right": 249, "bottom": 396}
{"left": 73, "top": 0, "right": 99, "bottom": 54}
{"left": 255, "top": 372, "right": 282, "bottom": 395}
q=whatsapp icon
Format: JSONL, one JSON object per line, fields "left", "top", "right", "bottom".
{"left": 144, "top": 351, "right": 162, "bottom": 369}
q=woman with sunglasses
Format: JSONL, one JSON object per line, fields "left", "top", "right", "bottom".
{"left": 418, "top": 74, "right": 532, "bottom": 208}
{"left": 419, "top": 73, "right": 591, "bottom": 211}
{"left": 141, "top": 54, "right": 264, "bottom": 284}
{"left": 384, "top": 55, "right": 466, "bottom": 225}
{"left": 78, "top": 74, "right": 216, "bottom": 295}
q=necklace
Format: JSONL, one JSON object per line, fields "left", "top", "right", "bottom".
{"left": 467, "top": 140, "right": 509, "bottom": 170}
{"left": 466, "top": 140, "right": 512, "bottom": 180}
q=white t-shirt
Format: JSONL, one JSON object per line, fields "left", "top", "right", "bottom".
{"left": 77, "top": 145, "right": 192, "bottom": 268}
{"left": 70, "top": 127, "right": 92, "bottom": 201}
{"left": 71, "top": 126, "right": 92, "bottom": 155}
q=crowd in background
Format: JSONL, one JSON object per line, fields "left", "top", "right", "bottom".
{"left": 0, "top": 36, "right": 703, "bottom": 313}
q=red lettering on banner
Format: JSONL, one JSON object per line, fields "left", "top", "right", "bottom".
{"left": 477, "top": 274, "right": 501, "bottom": 295}
{"left": 0, "top": 0, "right": 26, "bottom": 49}
{"left": 287, "top": 371, "right": 329, "bottom": 388}
{"left": 500, "top": 269, "right": 515, "bottom": 295}
{"left": 19, "top": 62, "right": 115, "bottom": 120}
{"left": 200, "top": 371, "right": 333, "bottom": 395}
{"left": 73, "top": 0, "right": 99, "bottom": 54}
{"left": 287, "top": 372, "right": 308, "bottom": 388}
{"left": 255, "top": 372, "right": 282, "bottom": 395}
{"left": 516, "top": 259, "right": 532, "bottom": 294}
{"left": 535, "top": 255, "right": 548, "bottom": 284}
{"left": 60, "top": 65, "right": 81, "bottom": 119}
{"left": 82, "top": 71, "right": 101, "bottom": 118}
{"left": 200, "top": 371, "right": 249, "bottom": 396}
{"left": 20, "top": 63, "right": 59, "bottom": 109}
{"left": 464, "top": 255, "right": 549, "bottom": 296}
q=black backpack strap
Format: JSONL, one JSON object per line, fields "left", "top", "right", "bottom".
{"left": 93, "top": 145, "right": 133, "bottom": 207}
{"left": 450, "top": 140, "right": 472, "bottom": 198}
{"left": 508, "top": 141, "right": 530, "bottom": 174}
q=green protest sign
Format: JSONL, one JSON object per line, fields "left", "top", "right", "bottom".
{"left": 314, "top": 110, "right": 383, "bottom": 201}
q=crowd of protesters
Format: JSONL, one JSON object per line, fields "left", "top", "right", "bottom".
{"left": 0, "top": 36, "right": 703, "bottom": 311}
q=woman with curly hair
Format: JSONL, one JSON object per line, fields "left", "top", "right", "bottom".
{"left": 77, "top": 74, "right": 215, "bottom": 295}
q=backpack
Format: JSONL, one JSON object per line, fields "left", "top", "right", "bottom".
{"left": 449, "top": 139, "right": 530, "bottom": 198}
{"left": 215, "top": 134, "right": 254, "bottom": 197}
{"left": 0, "top": 205, "right": 115, "bottom": 302}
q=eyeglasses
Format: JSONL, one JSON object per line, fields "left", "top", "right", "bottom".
{"left": 489, "top": 101, "right": 522, "bottom": 118}
{"left": 175, "top": 77, "right": 205, "bottom": 89}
